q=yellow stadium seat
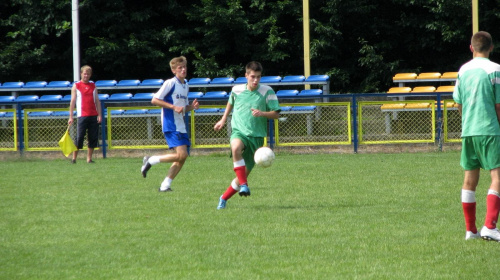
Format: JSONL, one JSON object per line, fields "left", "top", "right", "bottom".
{"left": 444, "top": 101, "right": 456, "bottom": 108}
{"left": 405, "top": 102, "right": 431, "bottom": 109}
{"left": 441, "top": 72, "right": 458, "bottom": 79}
{"left": 381, "top": 103, "right": 406, "bottom": 110}
{"left": 436, "top": 85, "right": 455, "bottom": 92}
{"left": 387, "top": 87, "right": 412, "bottom": 93}
{"left": 393, "top": 73, "right": 417, "bottom": 80}
{"left": 416, "top": 72, "right": 441, "bottom": 79}
{"left": 411, "top": 86, "right": 436, "bottom": 93}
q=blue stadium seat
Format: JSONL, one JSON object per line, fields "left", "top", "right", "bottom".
{"left": 188, "top": 78, "right": 211, "bottom": 85}
{"left": 276, "top": 90, "right": 299, "bottom": 97}
{"left": 148, "top": 109, "right": 161, "bottom": 115}
{"left": 47, "top": 81, "right": 71, "bottom": 88}
{"left": 16, "top": 95, "right": 39, "bottom": 102}
{"left": 299, "top": 89, "right": 322, "bottom": 96}
{"left": 0, "top": 96, "right": 15, "bottom": 102}
{"left": 117, "top": 79, "right": 141, "bottom": 87}
{"left": 140, "top": 79, "right": 164, "bottom": 86}
{"left": 291, "top": 106, "right": 316, "bottom": 112}
{"left": 110, "top": 109, "right": 124, "bottom": 115}
{"left": 188, "top": 92, "right": 203, "bottom": 99}
{"left": 24, "top": 81, "right": 47, "bottom": 88}
{"left": 202, "top": 91, "right": 227, "bottom": 99}
{"left": 195, "top": 108, "right": 219, "bottom": 114}
{"left": 53, "top": 111, "right": 72, "bottom": 117}
{"left": 211, "top": 77, "right": 234, "bottom": 85}
{"left": 260, "top": 76, "right": 281, "bottom": 83}
{"left": 280, "top": 106, "right": 292, "bottom": 112}
{"left": 98, "top": 94, "right": 109, "bottom": 100}
{"left": 0, "top": 112, "right": 5, "bottom": 118}
{"left": 1, "top": 82, "right": 24, "bottom": 88}
{"left": 95, "top": 80, "right": 117, "bottom": 87}
{"left": 28, "top": 111, "right": 52, "bottom": 117}
{"left": 281, "top": 75, "right": 305, "bottom": 83}
{"left": 132, "top": 93, "right": 154, "bottom": 100}
{"left": 234, "top": 77, "right": 247, "bottom": 84}
{"left": 38, "top": 95, "right": 63, "bottom": 101}
{"left": 305, "top": 75, "right": 330, "bottom": 82}
{"left": 124, "top": 109, "right": 148, "bottom": 115}
{"left": 108, "top": 93, "right": 133, "bottom": 100}
{"left": 62, "top": 95, "right": 72, "bottom": 101}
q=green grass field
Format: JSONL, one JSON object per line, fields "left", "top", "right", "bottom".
{"left": 2, "top": 151, "right": 500, "bottom": 279}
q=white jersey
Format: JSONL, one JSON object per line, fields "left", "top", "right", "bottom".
{"left": 153, "top": 77, "right": 189, "bottom": 133}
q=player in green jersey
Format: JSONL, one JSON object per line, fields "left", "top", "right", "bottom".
{"left": 453, "top": 31, "right": 500, "bottom": 241}
{"left": 214, "top": 61, "right": 281, "bottom": 209}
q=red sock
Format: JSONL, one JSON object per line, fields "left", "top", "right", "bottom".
{"left": 221, "top": 185, "right": 238, "bottom": 200}
{"left": 462, "top": 202, "right": 477, "bottom": 233}
{"left": 485, "top": 194, "right": 500, "bottom": 229}
{"left": 233, "top": 166, "right": 247, "bottom": 186}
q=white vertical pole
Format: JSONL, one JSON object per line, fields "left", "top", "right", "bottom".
{"left": 472, "top": 0, "right": 478, "bottom": 34}
{"left": 303, "top": 0, "right": 311, "bottom": 90}
{"left": 72, "top": 0, "right": 80, "bottom": 82}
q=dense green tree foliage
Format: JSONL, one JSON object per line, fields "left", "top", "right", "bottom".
{"left": 1, "top": 0, "right": 499, "bottom": 92}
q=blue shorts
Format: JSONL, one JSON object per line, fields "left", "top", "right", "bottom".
{"left": 164, "top": 131, "right": 190, "bottom": 149}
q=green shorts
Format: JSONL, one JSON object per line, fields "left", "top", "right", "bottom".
{"left": 461, "top": 136, "right": 500, "bottom": 170}
{"left": 230, "top": 131, "right": 264, "bottom": 172}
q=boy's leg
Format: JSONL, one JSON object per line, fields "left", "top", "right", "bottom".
{"left": 142, "top": 132, "right": 189, "bottom": 178}
{"left": 159, "top": 145, "right": 189, "bottom": 191}
{"left": 86, "top": 116, "right": 99, "bottom": 163}
{"left": 484, "top": 168, "right": 500, "bottom": 229}
{"left": 231, "top": 138, "right": 247, "bottom": 184}
{"left": 462, "top": 169, "right": 479, "bottom": 238}
{"left": 73, "top": 117, "right": 86, "bottom": 163}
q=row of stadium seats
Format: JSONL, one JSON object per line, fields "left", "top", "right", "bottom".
{"left": 0, "top": 89, "right": 324, "bottom": 103}
{"left": 387, "top": 85, "right": 454, "bottom": 94}
{"left": 0, "top": 105, "right": 318, "bottom": 118}
{"left": 0, "top": 75, "right": 330, "bottom": 89}
{"left": 392, "top": 72, "right": 458, "bottom": 81}
{"left": 381, "top": 101, "right": 459, "bottom": 110}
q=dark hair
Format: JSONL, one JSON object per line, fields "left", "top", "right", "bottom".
{"left": 471, "top": 31, "right": 493, "bottom": 53}
{"left": 245, "top": 61, "right": 263, "bottom": 73}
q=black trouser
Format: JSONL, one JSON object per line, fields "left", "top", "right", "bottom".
{"left": 76, "top": 116, "right": 99, "bottom": 149}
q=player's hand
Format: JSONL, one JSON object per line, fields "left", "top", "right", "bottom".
{"left": 68, "top": 117, "right": 73, "bottom": 125}
{"left": 97, "top": 115, "right": 102, "bottom": 123}
{"left": 191, "top": 99, "right": 199, "bottom": 110}
{"left": 214, "top": 119, "right": 225, "bottom": 131}
{"left": 174, "top": 106, "right": 184, "bottom": 114}
{"left": 251, "top": 108, "right": 263, "bottom": 117}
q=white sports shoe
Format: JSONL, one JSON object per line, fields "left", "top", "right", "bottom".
{"left": 480, "top": 226, "right": 500, "bottom": 242}
{"left": 465, "top": 231, "right": 480, "bottom": 240}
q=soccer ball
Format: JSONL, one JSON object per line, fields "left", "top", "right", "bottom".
{"left": 254, "top": 147, "right": 275, "bottom": 168}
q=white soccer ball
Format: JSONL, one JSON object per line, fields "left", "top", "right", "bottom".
{"left": 254, "top": 147, "right": 275, "bottom": 168}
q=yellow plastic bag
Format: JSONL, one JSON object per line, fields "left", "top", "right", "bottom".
{"left": 58, "top": 127, "right": 77, "bottom": 157}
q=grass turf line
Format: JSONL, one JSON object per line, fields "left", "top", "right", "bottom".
{"left": 1, "top": 152, "right": 500, "bottom": 279}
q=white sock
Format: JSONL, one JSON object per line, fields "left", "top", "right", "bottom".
{"left": 160, "top": 177, "right": 173, "bottom": 190}
{"left": 462, "top": 189, "right": 476, "bottom": 203}
{"left": 149, "top": 156, "right": 161, "bottom": 165}
{"left": 488, "top": 189, "right": 500, "bottom": 198}
{"left": 231, "top": 178, "right": 240, "bottom": 191}
{"left": 233, "top": 159, "right": 245, "bottom": 168}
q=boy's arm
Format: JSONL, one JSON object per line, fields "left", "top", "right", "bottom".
{"left": 495, "top": 103, "right": 500, "bottom": 123}
{"left": 251, "top": 109, "right": 280, "bottom": 119}
{"left": 68, "top": 85, "right": 77, "bottom": 125}
{"left": 214, "top": 102, "right": 233, "bottom": 131}
{"left": 95, "top": 89, "right": 102, "bottom": 123}
{"left": 151, "top": 97, "right": 184, "bottom": 114}
{"left": 185, "top": 99, "right": 199, "bottom": 112}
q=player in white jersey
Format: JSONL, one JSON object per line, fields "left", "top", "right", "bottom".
{"left": 141, "top": 56, "right": 199, "bottom": 192}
